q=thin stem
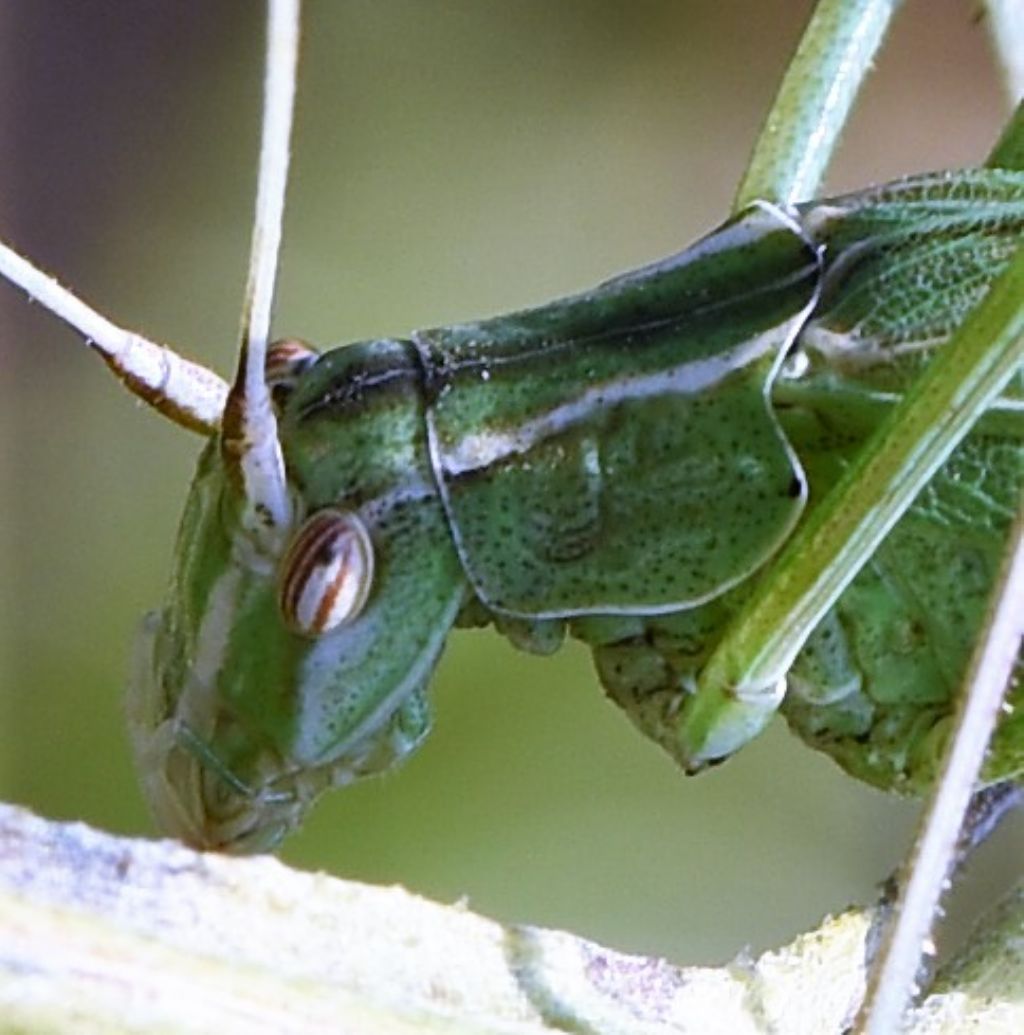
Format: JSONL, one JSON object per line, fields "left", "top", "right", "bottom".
{"left": 984, "top": 0, "right": 1024, "bottom": 105}
{"left": 221, "top": 0, "right": 301, "bottom": 546}
{"left": 0, "top": 238, "right": 227, "bottom": 435}
{"left": 856, "top": 505, "right": 1024, "bottom": 1035}
{"left": 732, "top": 0, "right": 902, "bottom": 212}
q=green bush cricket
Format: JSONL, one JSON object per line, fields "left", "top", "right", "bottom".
{"left": 0, "top": 0, "right": 1018, "bottom": 1018}
{"left": 65, "top": 2, "right": 1024, "bottom": 852}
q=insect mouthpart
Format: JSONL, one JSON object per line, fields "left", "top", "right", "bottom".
{"left": 133, "top": 714, "right": 330, "bottom": 853}
{"left": 128, "top": 608, "right": 329, "bottom": 853}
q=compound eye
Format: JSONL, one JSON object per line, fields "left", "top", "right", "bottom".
{"left": 265, "top": 338, "right": 318, "bottom": 404}
{"left": 277, "top": 509, "right": 374, "bottom": 636}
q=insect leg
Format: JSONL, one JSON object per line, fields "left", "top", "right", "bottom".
{"left": 854, "top": 99, "right": 1024, "bottom": 1030}
{"left": 857, "top": 506, "right": 1024, "bottom": 1033}
{"left": 674, "top": 240, "right": 1024, "bottom": 767}
{"left": 732, "top": 0, "right": 901, "bottom": 211}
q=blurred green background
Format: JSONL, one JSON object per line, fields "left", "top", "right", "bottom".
{"left": 1, "top": 0, "right": 1021, "bottom": 965}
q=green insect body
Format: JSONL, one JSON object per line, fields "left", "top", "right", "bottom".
{"left": 597, "top": 171, "right": 1024, "bottom": 793}
{"left": 129, "top": 168, "right": 1024, "bottom": 852}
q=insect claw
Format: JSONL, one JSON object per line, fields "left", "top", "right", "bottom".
{"left": 673, "top": 674, "right": 787, "bottom": 768}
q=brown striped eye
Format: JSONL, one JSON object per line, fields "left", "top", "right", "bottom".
{"left": 265, "top": 338, "right": 318, "bottom": 401}
{"left": 277, "top": 509, "right": 374, "bottom": 637}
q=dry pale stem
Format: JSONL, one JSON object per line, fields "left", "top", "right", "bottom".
{"left": 0, "top": 804, "right": 1021, "bottom": 1034}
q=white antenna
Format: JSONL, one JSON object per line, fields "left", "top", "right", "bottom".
{"left": 858, "top": 504, "right": 1024, "bottom": 1033}
{"left": 0, "top": 238, "right": 228, "bottom": 435}
{"left": 0, "top": 0, "right": 302, "bottom": 451}
{"left": 219, "top": 0, "right": 301, "bottom": 551}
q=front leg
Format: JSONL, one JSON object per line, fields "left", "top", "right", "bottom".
{"left": 676, "top": 215, "right": 1024, "bottom": 770}
{"left": 582, "top": 167, "right": 1024, "bottom": 781}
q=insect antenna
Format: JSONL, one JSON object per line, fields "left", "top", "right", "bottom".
{"left": 0, "top": 236, "right": 228, "bottom": 436}
{"left": 984, "top": 0, "right": 1024, "bottom": 103}
{"left": 858, "top": 504, "right": 1024, "bottom": 1034}
{"left": 218, "top": 0, "right": 301, "bottom": 552}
